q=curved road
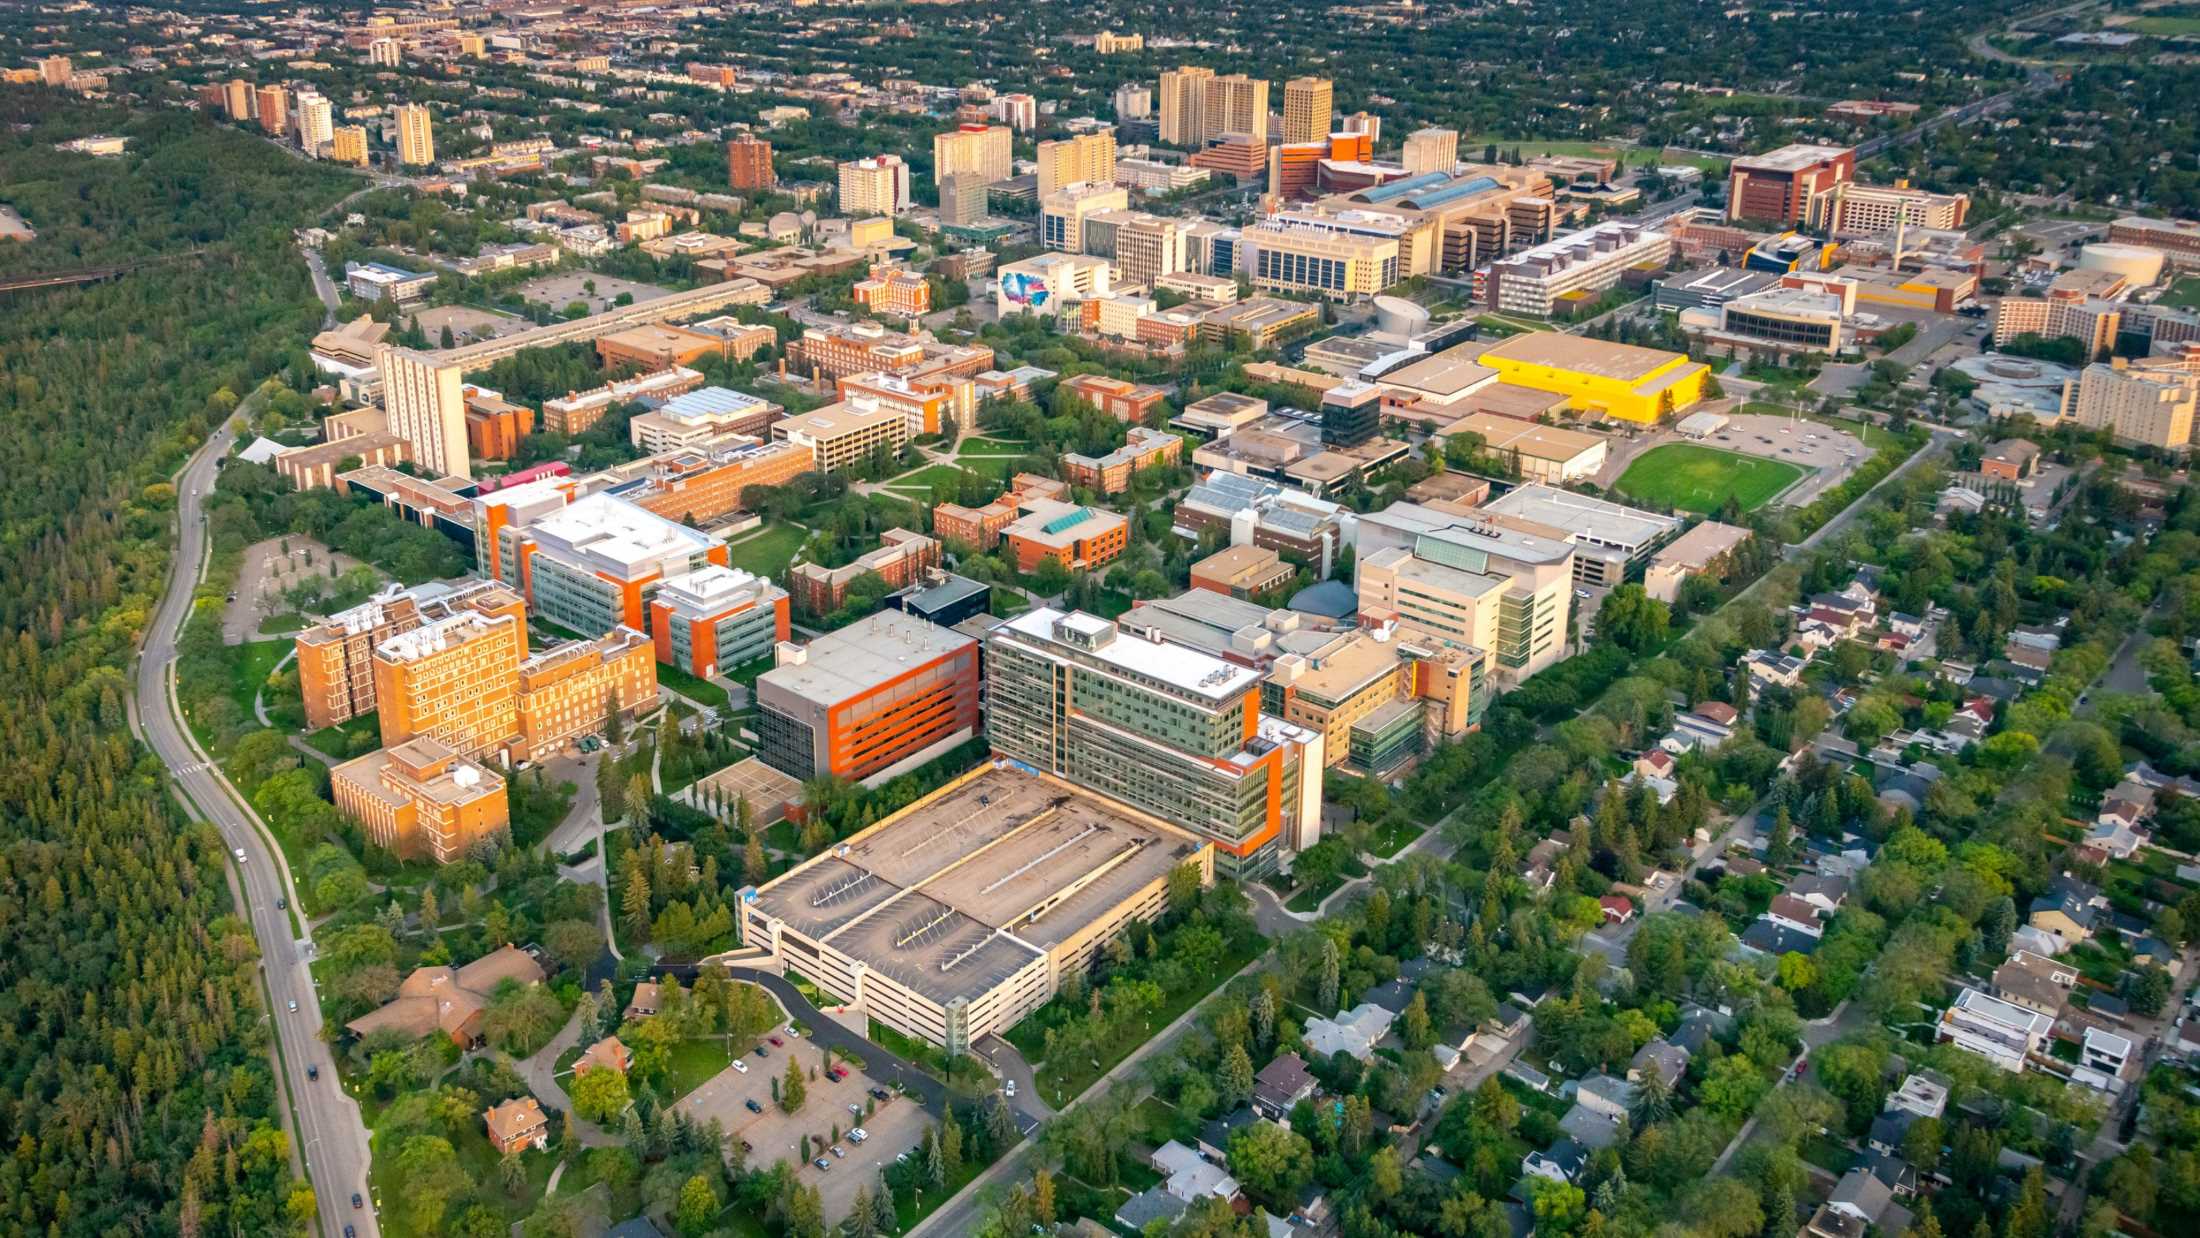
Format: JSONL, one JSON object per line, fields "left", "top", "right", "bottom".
{"left": 135, "top": 412, "right": 378, "bottom": 1237}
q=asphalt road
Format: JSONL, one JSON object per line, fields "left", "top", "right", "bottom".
{"left": 135, "top": 413, "right": 378, "bottom": 1237}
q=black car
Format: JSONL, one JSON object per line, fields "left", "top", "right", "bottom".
{"left": 869, "top": 1087, "right": 891, "bottom": 1101}
{"left": 306, "top": 1064, "right": 318, "bottom": 1081}
{"left": 745, "top": 1098, "right": 764, "bottom": 1114}
{"left": 276, "top": 897, "right": 286, "bottom": 910}
{"left": 351, "top": 1194, "right": 363, "bottom": 1210}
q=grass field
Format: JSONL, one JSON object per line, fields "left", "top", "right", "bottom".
{"left": 655, "top": 662, "right": 729, "bottom": 710}
{"left": 2126, "top": 15, "right": 2200, "bottom": 35}
{"left": 881, "top": 463, "right": 986, "bottom": 500}
{"left": 1616, "top": 443, "right": 1807, "bottom": 514}
{"left": 724, "top": 524, "right": 806, "bottom": 578}
{"left": 2163, "top": 276, "right": 2200, "bottom": 311}
{"left": 957, "top": 437, "right": 1028, "bottom": 457}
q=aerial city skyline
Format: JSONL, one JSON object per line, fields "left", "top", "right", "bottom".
{"left": 3, "top": 2, "right": 2200, "bottom": 1237}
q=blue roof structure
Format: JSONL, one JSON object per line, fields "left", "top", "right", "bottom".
{"left": 1289, "top": 579, "right": 1358, "bottom": 619}
{"left": 1401, "top": 175, "right": 1501, "bottom": 209}
{"left": 1355, "top": 170, "right": 1451, "bottom": 203}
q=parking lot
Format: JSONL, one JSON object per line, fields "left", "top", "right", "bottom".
{"left": 672, "top": 1034, "right": 930, "bottom": 1225}
{"left": 1696, "top": 413, "right": 1868, "bottom": 506}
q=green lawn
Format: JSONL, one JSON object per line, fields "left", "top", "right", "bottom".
{"left": 258, "top": 611, "right": 309, "bottom": 635}
{"left": 655, "top": 662, "right": 730, "bottom": 710}
{"left": 2162, "top": 275, "right": 2200, "bottom": 311}
{"left": 724, "top": 524, "right": 808, "bottom": 578}
{"left": 882, "top": 463, "right": 984, "bottom": 500}
{"left": 1616, "top": 443, "right": 1807, "bottom": 514}
{"left": 663, "top": 1038, "right": 738, "bottom": 1101}
{"left": 2126, "top": 15, "right": 2200, "bottom": 35}
{"left": 367, "top": 1111, "right": 556, "bottom": 1236}
{"left": 957, "top": 437, "right": 1028, "bottom": 457}
{"left": 304, "top": 712, "right": 381, "bottom": 760}
{"left": 1367, "top": 817, "right": 1426, "bottom": 858}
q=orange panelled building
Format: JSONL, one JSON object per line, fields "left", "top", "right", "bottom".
{"left": 754, "top": 612, "right": 982, "bottom": 784}
{"left": 463, "top": 387, "right": 535, "bottom": 461}
{"left": 999, "top": 500, "right": 1130, "bottom": 574}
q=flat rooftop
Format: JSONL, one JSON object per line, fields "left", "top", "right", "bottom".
{"left": 1733, "top": 143, "right": 1854, "bottom": 173}
{"left": 527, "top": 491, "right": 720, "bottom": 573}
{"left": 774, "top": 400, "right": 904, "bottom": 439}
{"left": 1652, "top": 520, "right": 1752, "bottom": 570}
{"left": 997, "top": 607, "right": 1263, "bottom": 704}
{"left": 1441, "top": 412, "right": 1607, "bottom": 462}
{"left": 1483, "top": 483, "right": 1682, "bottom": 551}
{"left": 1360, "top": 500, "right": 1579, "bottom": 566}
{"left": 1376, "top": 345, "right": 1499, "bottom": 398}
{"left": 759, "top": 611, "right": 972, "bottom": 707}
{"left": 1476, "top": 332, "right": 1688, "bottom": 384}
{"left": 751, "top": 764, "right": 1206, "bottom": 1004}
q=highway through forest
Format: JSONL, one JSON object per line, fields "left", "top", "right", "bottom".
{"left": 135, "top": 410, "right": 379, "bottom": 1238}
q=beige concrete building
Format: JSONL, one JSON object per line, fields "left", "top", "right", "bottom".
{"left": 1241, "top": 218, "right": 1402, "bottom": 299}
{"left": 1036, "top": 131, "right": 1118, "bottom": 197}
{"left": 1401, "top": 128, "right": 1459, "bottom": 176}
{"left": 1439, "top": 412, "right": 1609, "bottom": 483}
{"left": 395, "top": 102, "right": 434, "bottom": 166}
{"left": 1041, "top": 182, "right": 1131, "bottom": 252}
{"left": 1158, "top": 66, "right": 1268, "bottom": 146}
{"left": 1282, "top": 77, "right": 1334, "bottom": 144}
{"left": 329, "top": 125, "right": 369, "bottom": 166}
{"left": 770, "top": 401, "right": 909, "bottom": 473}
{"left": 738, "top": 763, "right": 1214, "bottom": 1051}
{"left": 1112, "top": 213, "right": 1188, "bottom": 288}
{"left": 2069, "top": 349, "right": 2200, "bottom": 449}
{"left": 838, "top": 155, "right": 911, "bottom": 216}
{"left": 1353, "top": 501, "right": 1578, "bottom": 682}
{"left": 933, "top": 124, "right": 1013, "bottom": 186}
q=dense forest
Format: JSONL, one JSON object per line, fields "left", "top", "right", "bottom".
{"left": 0, "top": 90, "right": 357, "bottom": 1233}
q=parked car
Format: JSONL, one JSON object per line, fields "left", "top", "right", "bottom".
{"left": 830, "top": 1145, "right": 847, "bottom": 1159}
{"left": 850, "top": 1128, "right": 868, "bottom": 1143}
{"left": 847, "top": 1103, "right": 861, "bottom": 1116}
{"left": 813, "top": 1158, "right": 831, "bottom": 1171}
{"left": 731, "top": 1059, "right": 748, "bottom": 1074}
{"left": 753, "top": 1046, "right": 768, "bottom": 1058}
{"left": 869, "top": 1087, "right": 892, "bottom": 1101}
{"left": 768, "top": 1035, "right": 784, "bottom": 1047}
{"left": 1005, "top": 1080, "right": 1016, "bottom": 1098}
{"left": 745, "top": 1098, "right": 763, "bottom": 1114}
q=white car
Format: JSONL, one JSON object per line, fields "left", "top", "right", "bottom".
{"left": 234, "top": 848, "right": 247, "bottom": 863}
{"left": 731, "top": 1058, "right": 749, "bottom": 1074}
{"left": 1005, "top": 1080, "right": 1016, "bottom": 1097}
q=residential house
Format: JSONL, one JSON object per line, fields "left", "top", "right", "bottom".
{"left": 626, "top": 981, "right": 662, "bottom": 1019}
{"left": 1153, "top": 1140, "right": 1241, "bottom": 1206}
{"left": 486, "top": 1097, "right": 550, "bottom": 1155}
{"left": 1885, "top": 1071, "right": 1950, "bottom": 1120}
{"left": 2028, "top": 875, "right": 2104, "bottom": 947}
{"left": 1197, "top": 1107, "right": 1258, "bottom": 1162}
{"left": 1115, "top": 1188, "right": 1190, "bottom": 1232}
{"left": 2081, "top": 1027, "right": 2135, "bottom": 1081}
{"left": 1784, "top": 874, "right": 1851, "bottom": 916}
{"left": 1627, "top": 1039, "right": 1690, "bottom": 1089}
{"left": 1991, "top": 951, "right": 2077, "bottom": 1018}
{"left": 1571, "top": 1074, "right": 1636, "bottom": 1122}
{"left": 1633, "top": 749, "right": 1677, "bottom": 782}
{"left": 1305, "top": 1003, "right": 1397, "bottom": 1062}
{"left": 1937, "top": 987, "right": 2054, "bottom": 1072}
{"left": 576, "top": 1036, "right": 632, "bottom": 1076}
{"left": 1866, "top": 1110, "right": 1916, "bottom": 1158}
{"left": 1765, "top": 893, "right": 1828, "bottom": 938}
{"left": 1557, "top": 1103, "right": 1624, "bottom": 1150}
{"left": 1598, "top": 896, "right": 1636, "bottom": 925}
{"left": 1253, "top": 1053, "right": 1318, "bottom": 1118}
{"left": 1739, "top": 919, "right": 1821, "bottom": 957}
{"left": 1523, "top": 1137, "right": 1589, "bottom": 1183}
{"left": 1743, "top": 650, "right": 1807, "bottom": 688}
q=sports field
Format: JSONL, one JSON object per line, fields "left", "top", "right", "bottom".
{"left": 1616, "top": 444, "right": 1807, "bottom": 514}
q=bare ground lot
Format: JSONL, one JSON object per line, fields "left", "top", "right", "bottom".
{"left": 672, "top": 1037, "right": 928, "bottom": 1224}
{"left": 223, "top": 536, "right": 384, "bottom": 644}
{"left": 409, "top": 304, "right": 533, "bottom": 347}
{"left": 517, "top": 272, "right": 674, "bottom": 316}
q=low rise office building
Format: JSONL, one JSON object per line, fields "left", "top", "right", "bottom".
{"left": 755, "top": 611, "right": 980, "bottom": 785}
{"left": 330, "top": 737, "right": 509, "bottom": 864}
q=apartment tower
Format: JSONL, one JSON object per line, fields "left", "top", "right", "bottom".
{"left": 1281, "top": 77, "right": 1334, "bottom": 145}
{"left": 1035, "top": 131, "right": 1118, "bottom": 197}
{"left": 395, "top": 103, "right": 436, "bottom": 167}
{"left": 727, "top": 135, "right": 775, "bottom": 189}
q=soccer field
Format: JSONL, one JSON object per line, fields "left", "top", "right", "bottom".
{"left": 1616, "top": 444, "right": 1808, "bottom": 514}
